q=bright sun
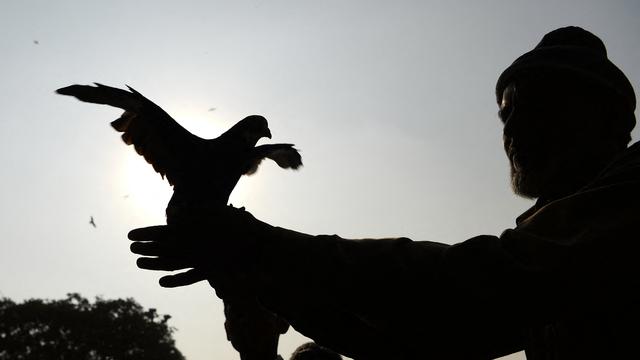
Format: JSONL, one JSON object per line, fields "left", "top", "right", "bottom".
{"left": 121, "top": 151, "right": 172, "bottom": 221}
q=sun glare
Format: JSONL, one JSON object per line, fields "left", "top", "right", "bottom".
{"left": 120, "top": 151, "right": 172, "bottom": 222}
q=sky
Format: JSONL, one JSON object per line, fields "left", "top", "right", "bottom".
{"left": 1, "top": 1, "right": 639, "bottom": 359}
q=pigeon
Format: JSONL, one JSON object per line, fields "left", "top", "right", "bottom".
{"left": 57, "top": 83, "right": 300, "bottom": 360}
{"left": 56, "top": 83, "right": 302, "bottom": 222}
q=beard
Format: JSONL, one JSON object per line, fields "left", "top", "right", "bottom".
{"left": 506, "top": 141, "right": 549, "bottom": 199}
{"left": 508, "top": 146, "right": 609, "bottom": 201}
{"left": 509, "top": 160, "right": 543, "bottom": 199}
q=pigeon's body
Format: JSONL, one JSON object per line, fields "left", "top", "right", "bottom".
{"left": 57, "top": 83, "right": 300, "bottom": 360}
{"left": 57, "top": 83, "right": 302, "bottom": 224}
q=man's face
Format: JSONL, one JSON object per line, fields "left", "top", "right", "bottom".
{"left": 498, "top": 78, "right": 608, "bottom": 199}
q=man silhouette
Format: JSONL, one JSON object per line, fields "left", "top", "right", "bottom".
{"left": 129, "top": 27, "right": 639, "bottom": 359}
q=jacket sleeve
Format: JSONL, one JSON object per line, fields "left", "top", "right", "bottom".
{"left": 254, "top": 152, "right": 640, "bottom": 359}
{"left": 255, "top": 231, "right": 528, "bottom": 359}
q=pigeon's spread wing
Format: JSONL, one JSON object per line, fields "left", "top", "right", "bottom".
{"left": 245, "top": 144, "right": 303, "bottom": 175}
{"left": 57, "top": 83, "right": 203, "bottom": 185}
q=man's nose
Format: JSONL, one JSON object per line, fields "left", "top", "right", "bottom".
{"left": 503, "top": 113, "right": 517, "bottom": 138}
{"left": 502, "top": 110, "right": 523, "bottom": 155}
{"left": 503, "top": 109, "right": 527, "bottom": 140}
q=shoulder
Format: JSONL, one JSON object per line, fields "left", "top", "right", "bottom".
{"left": 588, "top": 141, "right": 640, "bottom": 188}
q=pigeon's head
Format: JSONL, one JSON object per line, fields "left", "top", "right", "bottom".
{"left": 232, "top": 115, "right": 272, "bottom": 146}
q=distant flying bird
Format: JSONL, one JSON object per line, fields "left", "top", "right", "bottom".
{"left": 89, "top": 216, "right": 96, "bottom": 228}
{"left": 208, "top": 107, "right": 217, "bottom": 112}
{"left": 56, "top": 83, "right": 302, "bottom": 222}
{"left": 57, "top": 83, "right": 300, "bottom": 360}
{"left": 33, "top": 40, "right": 39, "bottom": 45}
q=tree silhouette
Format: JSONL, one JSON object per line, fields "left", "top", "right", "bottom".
{"left": 0, "top": 293, "right": 184, "bottom": 359}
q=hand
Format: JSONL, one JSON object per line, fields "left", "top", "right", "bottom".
{"left": 128, "top": 206, "right": 270, "bottom": 292}
{"left": 128, "top": 224, "right": 206, "bottom": 287}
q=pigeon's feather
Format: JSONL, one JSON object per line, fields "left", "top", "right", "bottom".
{"left": 57, "top": 83, "right": 203, "bottom": 186}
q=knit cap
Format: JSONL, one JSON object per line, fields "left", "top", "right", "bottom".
{"left": 496, "top": 26, "right": 636, "bottom": 118}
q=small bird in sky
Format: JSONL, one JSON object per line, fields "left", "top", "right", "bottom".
{"left": 33, "top": 40, "right": 39, "bottom": 45}
{"left": 208, "top": 107, "right": 217, "bottom": 112}
{"left": 89, "top": 216, "right": 97, "bottom": 228}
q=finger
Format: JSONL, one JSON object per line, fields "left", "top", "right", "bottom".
{"left": 136, "top": 257, "right": 192, "bottom": 271}
{"left": 159, "top": 268, "right": 207, "bottom": 288}
{"left": 130, "top": 241, "right": 170, "bottom": 256}
{"left": 128, "top": 226, "right": 171, "bottom": 242}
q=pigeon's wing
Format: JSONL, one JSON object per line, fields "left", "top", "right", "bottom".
{"left": 244, "top": 144, "right": 302, "bottom": 175}
{"left": 57, "top": 83, "right": 203, "bottom": 185}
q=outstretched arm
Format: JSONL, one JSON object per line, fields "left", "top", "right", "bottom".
{"left": 128, "top": 207, "right": 525, "bottom": 359}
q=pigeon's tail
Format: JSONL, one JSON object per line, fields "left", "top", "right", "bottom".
{"left": 56, "top": 83, "right": 143, "bottom": 112}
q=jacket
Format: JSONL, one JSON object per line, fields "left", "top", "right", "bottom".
{"left": 256, "top": 142, "right": 640, "bottom": 359}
